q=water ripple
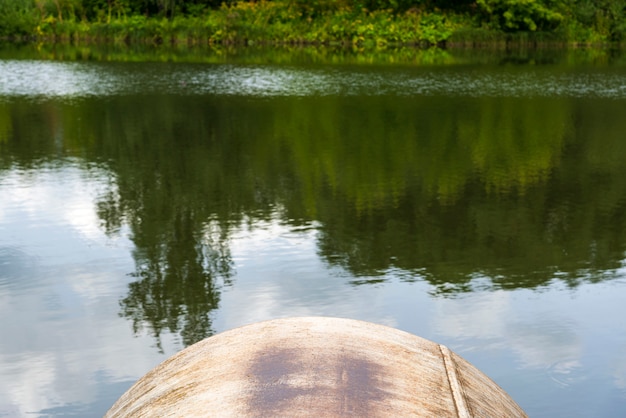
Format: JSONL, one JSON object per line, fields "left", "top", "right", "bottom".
{"left": 1, "top": 59, "right": 626, "bottom": 99}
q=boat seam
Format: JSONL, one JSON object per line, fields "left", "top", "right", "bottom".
{"left": 439, "top": 344, "right": 471, "bottom": 418}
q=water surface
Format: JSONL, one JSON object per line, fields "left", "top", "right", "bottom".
{"left": 1, "top": 45, "right": 626, "bottom": 417}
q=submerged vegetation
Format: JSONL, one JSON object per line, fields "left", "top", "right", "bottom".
{"left": 0, "top": 0, "right": 625, "bottom": 46}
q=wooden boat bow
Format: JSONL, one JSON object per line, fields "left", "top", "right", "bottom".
{"left": 105, "top": 317, "right": 527, "bottom": 417}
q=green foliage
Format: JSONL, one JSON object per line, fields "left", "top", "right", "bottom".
{"left": 355, "top": 0, "right": 420, "bottom": 12}
{"left": 286, "top": 0, "right": 351, "bottom": 18}
{"left": 0, "top": 0, "right": 38, "bottom": 36}
{"left": 476, "top": 0, "right": 564, "bottom": 31}
{"left": 567, "top": 0, "right": 626, "bottom": 41}
{"left": 1, "top": 0, "right": 625, "bottom": 44}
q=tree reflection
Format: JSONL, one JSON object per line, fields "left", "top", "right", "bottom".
{"left": 96, "top": 173, "right": 235, "bottom": 349}
{"left": 306, "top": 97, "right": 626, "bottom": 293}
{"left": 119, "top": 211, "right": 232, "bottom": 349}
{"left": 89, "top": 96, "right": 251, "bottom": 349}
{"left": 3, "top": 77, "right": 626, "bottom": 339}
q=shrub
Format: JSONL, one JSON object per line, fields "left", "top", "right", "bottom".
{"left": 0, "top": 0, "right": 38, "bottom": 37}
{"left": 476, "top": 0, "right": 564, "bottom": 32}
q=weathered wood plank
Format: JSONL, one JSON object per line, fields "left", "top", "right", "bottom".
{"left": 106, "top": 317, "right": 527, "bottom": 417}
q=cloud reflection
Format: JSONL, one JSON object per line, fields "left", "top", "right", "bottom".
{"left": 432, "top": 288, "right": 582, "bottom": 375}
{"left": 613, "top": 345, "right": 626, "bottom": 392}
{"left": 217, "top": 217, "right": 399, "bottom": 330}
{"left": 0, "top": 164, "right": 173, "bottom": 417}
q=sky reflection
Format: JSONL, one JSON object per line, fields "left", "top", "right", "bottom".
{"left": 0, "top": 164, "right": 173, "bottom": 417}
{"left": 430, "top": 280, "right": 626, "bottom": 417}
{"left": 2, "top": 59, "right": 626, "bottom": 99}
{"left": 0, "top": 161, "right": 625, "bottom": 416}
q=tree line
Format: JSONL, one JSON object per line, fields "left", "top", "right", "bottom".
{"left": 1, "top": 0, "right": 625, "bottom": 44}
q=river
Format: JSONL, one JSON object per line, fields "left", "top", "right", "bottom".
{"left": 1, "top": 44, "right": 626, "bottom": 417}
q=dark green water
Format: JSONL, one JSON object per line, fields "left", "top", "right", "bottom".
{"left": 1, "top": 45, "right": 626, "bottom": 417}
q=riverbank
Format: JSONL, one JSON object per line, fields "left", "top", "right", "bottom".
{"left": 1, "top": 1, "right": 625, "bottom": 48}
{"left": 2, "top": 41, "right": 623, "bottom": 68}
